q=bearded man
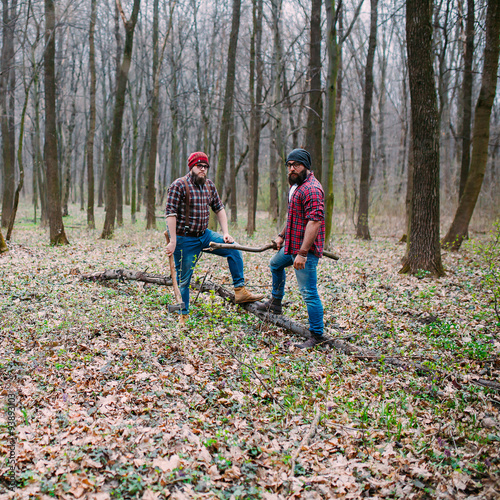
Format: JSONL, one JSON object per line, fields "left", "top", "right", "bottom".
{"left": 256, "top": 148, "right": 326, "bottom": 348}
{"left": 165, "top": 152, "right": 263, "bottom": 325}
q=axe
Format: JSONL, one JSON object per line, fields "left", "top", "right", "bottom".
{"left": 205, "top": 241, "right": 339, "bottom": 260}
{"left": 164, "top": 230, "right": 186, "bottom": 313}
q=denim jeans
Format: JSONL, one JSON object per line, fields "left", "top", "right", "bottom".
{"left": 269, "top": 248, "right": 323, "bottom": 336}
{"left": 173, "top": 229, "right": 245, "bottom": 314}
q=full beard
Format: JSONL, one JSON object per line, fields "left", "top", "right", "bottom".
{"left": 288, "top": 169, "right": 308, "bottom": 186}
{"left": 191, "top": 171, "right": 207, "bottom": 186}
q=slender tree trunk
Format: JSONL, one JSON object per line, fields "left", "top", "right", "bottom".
{"left": 305, "top": 0, "right": 323, "bottom": 182}
{"left": 459, "top": 0, "right": 475, "bottom": 200}
{"left": 442, "top": 0, "right": 500, "bottom": 249}
{"left": 101, "top": 0, "right": 141, "bottom": 239}
{"left": 246, "top": 0, "right": 263, "bottom": 235}
{"left": 1, "top": 0, "right": 17, "bottom": 229}
{"left": 323, "top": 0, "right": 339, "bottom": 244}
{"left": 146, "top": 0, "right": 160, "bottom": 230}
{"left": 214, "top": 0, "right": 241, "bottom": 198}
{"left": 270, "top": 0, "right": 287, "bottom": 228}
{"left": 6, "top": 58, "right": 31, "bottom": 241}
{"left": 356, "top": 0, "right": 378, "bottom": 240}
{"left": 87, "top": 0, "right": 97, "bottom": 228}
{"left": 44, "top": 0, "right": 68, "bottom": 245}
{"left": 229, "top": 116, "right": 237, "bottom": 225}
{"left": 400, "top": 0, "right": 444, "bottom": 276}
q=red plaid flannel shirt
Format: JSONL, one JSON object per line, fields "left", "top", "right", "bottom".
{"left": 165, "top": 174, "right": 224, "bottom": 234}
{"left": 284, "top": 172, "right": 325, "bottom": 257}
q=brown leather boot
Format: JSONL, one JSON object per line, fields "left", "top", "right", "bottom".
{"left": 234, "top": 286, "right": 265, "bottom": 304}
{"left": 295, "top": 333, "right": 325, "bottom": 349}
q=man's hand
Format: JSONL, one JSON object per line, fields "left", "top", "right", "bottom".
{"left": 166, "top": 241, "right": 176, "bottom": 256}
{"left": 223, "top": 233, "right": 234, "bottom": 244}
{"left": 293, "top": 254, "right": 307, "bottom": 270}
{"left": 274, "top": 235, "right": 284, "bottom": 250}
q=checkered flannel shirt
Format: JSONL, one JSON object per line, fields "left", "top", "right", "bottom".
{"left": 165, "top": 174, "right": 224, "bottom": 234}
{"left": 284, "top": 172, "right": 325, "bottom": 257}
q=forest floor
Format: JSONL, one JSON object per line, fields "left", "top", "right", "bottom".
{"left": 1, "top": 205, "right": 499, "bottom": 499}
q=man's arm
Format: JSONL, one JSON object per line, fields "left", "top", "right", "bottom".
{"left": 293, "top": 220, "right": 322, "bottom": 270}
{"left": 165, "top": 216, "right": 177, "bottom": 256}
{"left": 215, "top": 209, "right": 234, "bottom": 243}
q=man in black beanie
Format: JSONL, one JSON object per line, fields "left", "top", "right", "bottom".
{"left": 256, "top": 148, "right": 326, "bottom": 348}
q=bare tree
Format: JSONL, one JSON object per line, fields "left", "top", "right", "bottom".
{"left": 356, "top": 0, "right": 378, "bottom": 240}
{"left": 44, "top": 0, "right": 69, "bottom": 245}
{"left": 459, "top": 0, "right": 474, "bottom": 200}
{"left": 86, "top": 0, "right": 97, "bottom": 228}
{"left": 0, "top": 0, "right": 18, "bottom": 229}
{"left": 442, "top": 0, "right": 500, "bottom": 249}
{"left": 246, "top": 0, "right": 263, "bottom": 235}
{"left": 305, "top": 0, "right": 323, "bottom": 181}
{"left": 101, "top": 0, "right": 141, "bottom": 239}
{"left": 400, "top": 0, "right": 444, "bottom": 276}
{"left": 214, "top": 0, "right": 241, "bottom": 201}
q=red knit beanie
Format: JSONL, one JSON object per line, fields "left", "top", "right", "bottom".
{"left": 188, "top": 152, "right": 209, "bottom": 169}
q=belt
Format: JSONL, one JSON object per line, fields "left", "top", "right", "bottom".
{"left": 177, "top": 229, "right": 206, "bottom": 238}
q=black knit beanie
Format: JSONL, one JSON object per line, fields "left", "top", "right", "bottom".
{"left": 286, "top": 148, "right": 311, "bottom": 169}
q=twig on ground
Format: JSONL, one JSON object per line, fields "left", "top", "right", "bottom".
{"left": 290, "top": 406, "right": 321, "bottom": 478}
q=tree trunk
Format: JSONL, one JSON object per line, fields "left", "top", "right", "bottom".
{"left": 270, "top": 0, "right": 287, "bottom": 229}
{"left": 246, "top": 0, "right": 263, "bottom": 236}
{"left": 442, "top": 0, "right": 500, "bottom": 250}
{"left": 146, "top": 0, "right": 160, "bottom": 230}
{"left": 459, "top": 0, "right": 475, "bottom": 200}
{"left": 87, "top": 0, "right": 97, "bottom": 229}
{"left": 101, "top": 0, "right": 141, "bottom": 239}
{"left": 0, "top": 0, "right": 17, "bottom": 229}
{"left": 400, "top": 0, "right": 444, "bottom": 276}
{"left": 44, "top": 0, "right": 69, "bottom": 245}
{"left": 6, "top": 55, "right": 31, "bottom": 241}
{"left": 323, "top": 0, "right": 339, "bottom": 244}
{"left": 214, "top": 0, "right": 241, "bottom": 199}
{"left": 356, "top": 0, "right": 378, "bottom": 240}
{"left": 229, "top": 116, "right": 237, "bottom": 225}
{"left": 305, "top": 0, "right": 323, "bottom": 182}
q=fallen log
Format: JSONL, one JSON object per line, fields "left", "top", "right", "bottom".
{"left": 79, "top": 268, "right": 500, "bottom": 392}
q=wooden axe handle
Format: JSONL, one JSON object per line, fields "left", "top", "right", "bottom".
{"left": 164, "top": 231, "right": 183, "bottom": 305}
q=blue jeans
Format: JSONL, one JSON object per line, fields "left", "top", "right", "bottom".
{"left": 173, "top": 229, "right": 245, "bottom": 314}
{"left": 270, "top": 248, "right": 323, "bottom": 336}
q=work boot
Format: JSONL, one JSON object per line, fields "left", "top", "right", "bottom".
{"left": 295, "top": 333, "right": 325, "bottom": 349}
{"left": 178, "top": 314, "right": 189, "bottom": 327}
{"left": 234, "top": 287, "right": 265, "bottom": 304}
{"left": 254, "top": 297, "right": 283, "bottom": 315}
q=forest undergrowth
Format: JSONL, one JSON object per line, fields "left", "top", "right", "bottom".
{"left": 0, "top": 205, "right": 499, "bottom": 499}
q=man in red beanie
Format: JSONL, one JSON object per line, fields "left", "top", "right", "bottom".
{"left": 165, "top": 152, "right": 264, "bottom": 325}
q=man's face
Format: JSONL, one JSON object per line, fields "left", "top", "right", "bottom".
{"left": 191, "top": 162, "right": 210, "bottom": 185}
{"left": 287, "top": 161, "right": 308, "bottom": 186}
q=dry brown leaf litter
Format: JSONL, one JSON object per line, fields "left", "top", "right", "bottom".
{"left": 0, "top": 210, "right": 499, "bottom": 499}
